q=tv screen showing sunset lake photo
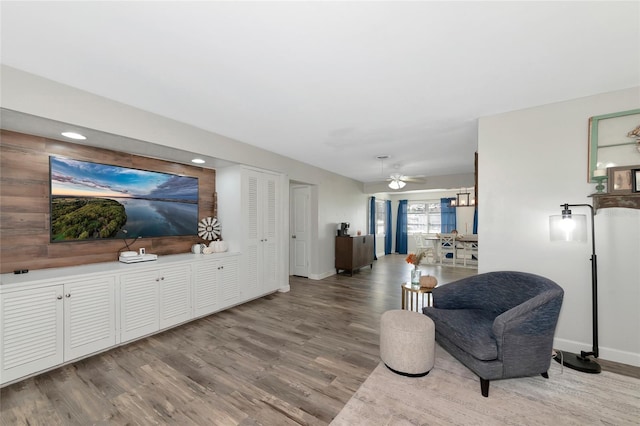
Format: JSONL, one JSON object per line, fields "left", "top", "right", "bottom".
{"left": 50, "top": 156, "right": 199, "bottom": 242}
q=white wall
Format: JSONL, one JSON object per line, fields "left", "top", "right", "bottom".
{"left": 478, "top": 87, "right": 640, "bottom": 366}
{"left": 313, "top": 175, "right": 369, "bottom": 279}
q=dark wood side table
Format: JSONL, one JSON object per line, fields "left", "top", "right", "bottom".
{"left": 335, "top": 235, "right": 374, "bottom": 276}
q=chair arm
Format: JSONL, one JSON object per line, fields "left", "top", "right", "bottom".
{"left": 492, "top": 290, "right": 563, "bottom": 360}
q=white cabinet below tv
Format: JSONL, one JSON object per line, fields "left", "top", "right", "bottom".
{"left": 120, "top": 263, "right": 193, "bottom": 343}
{"left": 0, "top": 275, "right": 117, "bottom": 385}
{"left": 0, "top": 252, "right": 250, "bottom": 387}
{"left": 64, "top": 277, "right": 117, "bottom": 361}
{"left": 0, "top": 285, "right": 64, "bottom": 385}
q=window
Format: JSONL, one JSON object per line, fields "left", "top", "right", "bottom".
{"left": 407, "top": 200, "right": 441, "bottom": 234}
{"left": 376, "top": 200, "right": 386, "bottom": 235}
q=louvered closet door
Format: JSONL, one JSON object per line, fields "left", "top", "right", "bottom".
{"left": 262, "top": 173, "right": 279, "bottom": 292}
{"left": 159, "top": 265, "right": 192, "bottom": 329}
{"left": 243, "top": 170, "right": 261, "bottom": 298}
{"left": 0, "top": 286, "right": 63, "bottom": 385}
{"left": 64, "top": 277, "right": 116, "bottom": 361}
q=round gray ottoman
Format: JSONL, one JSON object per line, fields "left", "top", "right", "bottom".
{"left": 380, "top": 309, "right": 435, "bottom": 377}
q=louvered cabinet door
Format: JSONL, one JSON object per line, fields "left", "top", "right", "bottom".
{"left": 120, "top": 271, "right": 160, "bottom": 343}
{"left": 193, "top": 260, "right": 220, "bottom": 317}
{"left": 0, "top": 286, "right": 64, "bottom": 385}
{"left": 63, "top": 277, "right": 116, "bottom": 362}
{"left": 219, "top": 256, "right": 240, "bottom": 308}
{"left": 159, "top": 264, "right": 192, "bottom": 329}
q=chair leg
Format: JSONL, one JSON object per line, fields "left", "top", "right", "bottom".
{"left": 541, "top": 372, "right": 549, "bottom": 379}
{"left": 480, "top": 378, "right": 490, "bottom": 397}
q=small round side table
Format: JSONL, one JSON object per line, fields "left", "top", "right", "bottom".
{"left": 401, "top": 282, "right": 436, "bottom": 312}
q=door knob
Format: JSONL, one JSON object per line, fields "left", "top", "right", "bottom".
{"left": 292, "top": 235, "right": 296, "bottom": 239}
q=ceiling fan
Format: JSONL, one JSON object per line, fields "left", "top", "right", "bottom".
{"left": 387, "top": 173, "right": 425, "bottom": 189}
{"left": 376, "top": 155, "right": 425, "bottom": 190}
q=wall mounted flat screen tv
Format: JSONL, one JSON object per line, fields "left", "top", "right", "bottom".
{"left": 50, "top": 156, "right": 199, "bottom": 242}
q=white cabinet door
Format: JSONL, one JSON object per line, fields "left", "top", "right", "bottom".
{"left": 120, "top": 265, "right": 191, "bottom": 341}
{"left": 193, "top": 256, "right": 240, "bottom": 317}
{"left": 120, "top": 270, "right": 160, "bottom": 343}
{"left": 64, "top": 277, "right": 116, "bottom": 361}
{"left": 219, "top": 256, "right": 240, "bottom": 308}
{"left": 193, "top": 259, "right": 220, "bottom": 318}
{"left": 159, "top": 264, "right": 191, "bottom": 329}
{"left": 0, "top": 286, "right": 64, "bottom": 385}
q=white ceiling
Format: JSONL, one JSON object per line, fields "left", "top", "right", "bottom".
{"left": 1, "top": 1, "right": 639, "bottom": 184}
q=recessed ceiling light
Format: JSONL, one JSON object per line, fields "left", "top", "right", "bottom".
{"left": 191, "top": 158, "right": 206, "bottom": 164}
{"left": 61, "top": 131, "right": 86, "bottom": 140}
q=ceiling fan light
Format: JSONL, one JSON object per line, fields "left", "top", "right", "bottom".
{"left": 388, "top": 179, "right": 406, "bottom": 190}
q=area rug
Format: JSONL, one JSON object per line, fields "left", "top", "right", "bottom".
{"left": 331, "top": 344, "right": 640, "bottom": 425}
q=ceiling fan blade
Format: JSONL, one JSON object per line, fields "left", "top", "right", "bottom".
{"left": 403, "top": 177, "right": 426, "bottom": 184}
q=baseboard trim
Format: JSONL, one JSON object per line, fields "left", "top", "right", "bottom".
{"left": 553, "top": 337, "right": 640, "bottom": 367}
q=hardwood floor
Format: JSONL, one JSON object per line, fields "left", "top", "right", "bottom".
{"left": 1, "top": 256, "right": 637, "bottom": 425}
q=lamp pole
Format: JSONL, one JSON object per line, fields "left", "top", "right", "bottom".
{"left": 556, "top": 203, "right": 601, "bottom": 373}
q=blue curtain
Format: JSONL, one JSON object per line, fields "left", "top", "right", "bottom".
{"left": 385, "top": 200, "right": 392, "bottom": 254}
{"left": 441, "top": 198, "right": 457, "bottom": 232}
{"left": 369, "top": 196, "right": 377, "bottom": 260}
{"left": 396, "top": 200, "right": 408, "bottom": 254}
{"left": 473, "top": 206, "right": 478, "bottom": 234}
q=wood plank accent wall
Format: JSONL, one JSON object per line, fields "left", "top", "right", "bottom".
{"left": 0, "top": 130, "right": 216, "bottom": 274}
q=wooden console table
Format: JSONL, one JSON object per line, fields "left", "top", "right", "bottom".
{"left": 335, "top": 235, "right": 374, "bottom": 276}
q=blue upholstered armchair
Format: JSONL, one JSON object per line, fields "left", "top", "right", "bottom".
{"left": 422, "top": 271, "right": 564, "bottom": 397}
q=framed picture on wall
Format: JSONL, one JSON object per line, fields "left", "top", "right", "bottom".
{"left": 607, "top": 166, "right": 636, "bottom": 194}
{"left": 588, "top": 109, "right": 640, "bottom": 182}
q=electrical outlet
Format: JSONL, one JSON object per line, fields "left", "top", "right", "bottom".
{"left": 139, "top": 248, "right": 146, "bottom": 255}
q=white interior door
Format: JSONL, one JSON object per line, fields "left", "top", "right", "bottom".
{"left": 290, "top": 185, "right": 310, "bottom": 277}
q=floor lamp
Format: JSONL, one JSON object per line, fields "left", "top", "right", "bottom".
{"left": 549, "top": 203, "right": 601, "bottom": 374}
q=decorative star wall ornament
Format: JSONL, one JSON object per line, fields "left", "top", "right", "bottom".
{"left": 198, "top": 217, "right": 221, "bottom": 241}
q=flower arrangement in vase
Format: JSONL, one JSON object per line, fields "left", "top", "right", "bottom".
{"left": 406, "top": 251, "right": 426, "bottom": 288}
{"left": 406, "top": 251, "right": 426, "bottom": 268}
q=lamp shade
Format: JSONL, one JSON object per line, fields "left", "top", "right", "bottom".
{"left": 549, "top": 213, "right": 587, "bottom": 242}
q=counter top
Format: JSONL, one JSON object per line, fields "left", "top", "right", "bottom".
{"left": 1, "top": 252, "right": 239, "bottom": 289}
